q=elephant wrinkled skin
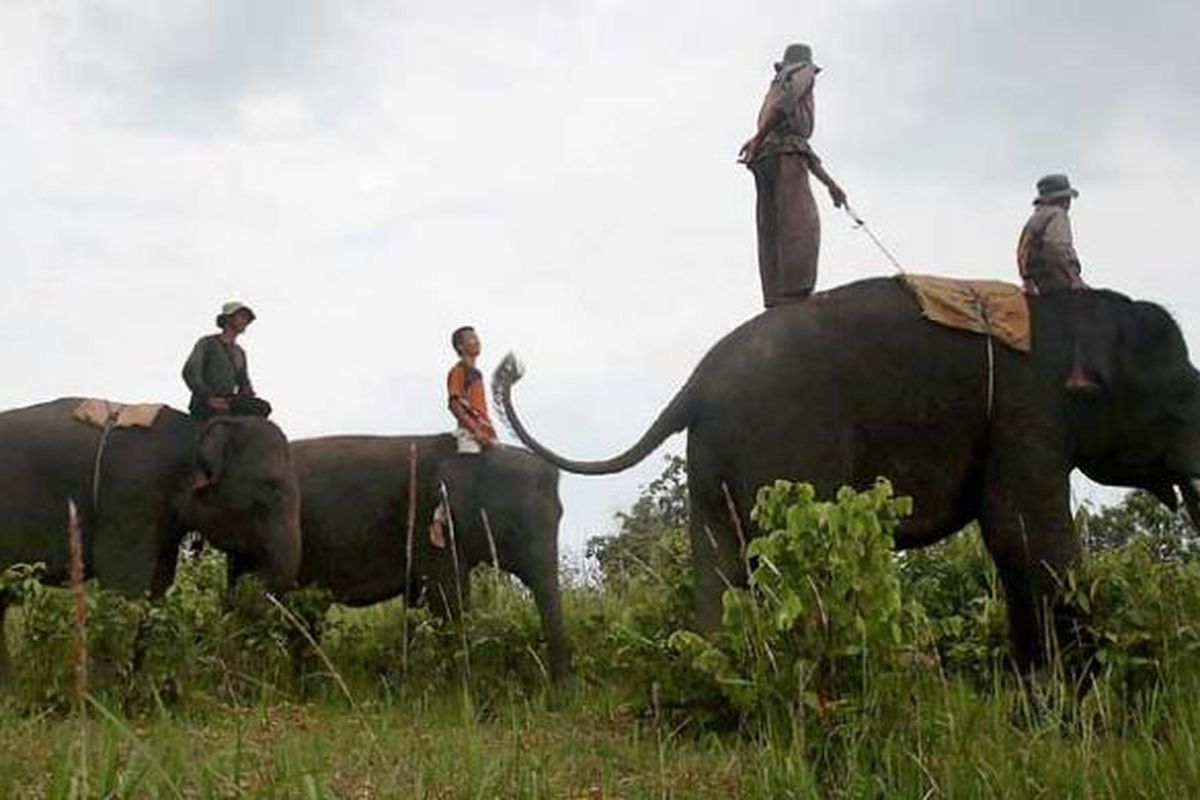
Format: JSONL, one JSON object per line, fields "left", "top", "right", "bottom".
{"left": 0, "top": 399, "right": 302, "bottom": 668}
{"left": 496, "top": 278, "right": 1200, "bottom": 669}
{"left": 291, "top": 434, "right": 570, "bottom": 683}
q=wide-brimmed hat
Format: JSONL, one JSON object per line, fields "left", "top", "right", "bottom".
{"left": 774, "top": 43, "right": 818, "bottom": 72}
{"left": 1033, "top": 173, "right": 1079, "bottom": 205}
{"left": 215, "top": 301, "right": 256, "bottom": 328}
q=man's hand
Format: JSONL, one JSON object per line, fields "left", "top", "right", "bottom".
{"left": 827, "top": 183, "right": 847, "bottom": 208}
{"left": 206, "top": 397, "right": 231, "bottom": 412}
{"left": 738, "top": 137, "right": 758, "bottom": 163}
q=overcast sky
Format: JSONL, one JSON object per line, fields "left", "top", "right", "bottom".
{"left": 2, "top": 0, "right": 1198, "bottom": 554}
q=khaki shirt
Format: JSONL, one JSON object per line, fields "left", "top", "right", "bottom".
{"left": 1017, "top": 204, "right": 1084, "bottom": 293}
{"left": 182, "top": 334, "right": 254, "bottom": 413}
{"left": 752, "top": 63, "right": 819, "bottom": 162}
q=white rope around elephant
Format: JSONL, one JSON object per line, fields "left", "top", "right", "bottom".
{"left": 964, "top": 285, "right": 997, "bottom": 422}
{"left": 90, "top": 407, "right": 121, "bottom": 511}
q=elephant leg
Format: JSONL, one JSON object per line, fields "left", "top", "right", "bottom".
{"left": 520, "top": 562, "right": 572, "bottom": 685}
{"left": 980, "top": 460, "right": 1081, "bottom": 671}
{"left": 227, "top": 552, "right": 253, "bottom": 590}
{"left": 689, "top": 468, "right": 749, "bottom": 632}
{"left": 149, "top": 523, "right": 189, "bottom": 600}
{"left": 425, "top": 557, "right": 470, "bottom": 622}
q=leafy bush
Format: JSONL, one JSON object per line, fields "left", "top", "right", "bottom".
{"left": 669, "top": 479, "right": 923, "bottom": 733}
{"left": 1064, "top": 538, "right": 1200, "bottom": 697}
{"left": 898, "top": 527, "right": 1010, "bottom": 684}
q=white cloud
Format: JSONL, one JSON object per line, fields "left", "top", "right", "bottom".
{"left": 1, "top": 0, "right": 1198, "bottom": 552}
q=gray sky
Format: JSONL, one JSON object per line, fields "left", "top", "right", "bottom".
{"left": 3, "top": 0, "right": 1198, "bottom": 554}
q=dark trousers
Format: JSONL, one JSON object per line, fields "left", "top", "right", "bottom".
{"left": 189, "top": 394, "right": 273, "bottom": 422}
{"left": 751, "top": 153, "right": 820, "bottom": 307}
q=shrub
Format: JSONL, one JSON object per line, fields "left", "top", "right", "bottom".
{"left": 669, "top": 479, "right": 923, "bottom": 733}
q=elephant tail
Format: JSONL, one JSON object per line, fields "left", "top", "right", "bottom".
{"left": 492, "top": 353, "right": 692, "bottom": 475}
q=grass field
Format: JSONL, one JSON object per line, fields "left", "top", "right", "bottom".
{"left": 3, "top": 483, "right": 1200, "bottom": 798}
{"left": 3, "top": 676, "right": 1200, "bottom": 798}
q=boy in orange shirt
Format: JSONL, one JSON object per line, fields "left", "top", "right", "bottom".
{"left": 429, "top": 325, "right": 496, "bottom": 547}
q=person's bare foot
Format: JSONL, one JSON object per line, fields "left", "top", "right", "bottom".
{"left": 428, "top": 521, "right": 446, "bottom": 549}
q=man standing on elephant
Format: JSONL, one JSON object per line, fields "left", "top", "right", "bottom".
{"left": 182, "top": 301, "right": 272, "bottom": 421}
{"left": 429, "top": 325, "right": 497, "bottom": 548}
{"left": 739, "top": 43, "right": 847, "bottom": 308}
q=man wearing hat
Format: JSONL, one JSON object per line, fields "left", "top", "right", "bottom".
{"left": 739, "top": 43, "right": 847, "bottom": 308}
{"left": 182, "top": 301, "right": 272, "bottom": 421}
{"left": 1018, "top": 174, "right": 1096, "bottom": 390}
{"left": 1017, "top": 173, "right": 1087, "bottom": 295}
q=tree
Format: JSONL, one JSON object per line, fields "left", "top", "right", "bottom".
{"left": 1077, "top": 490, "right": 1198, "bottom": 561}
{"left": 586, "top": 455, "right": 688, "bottom": 589}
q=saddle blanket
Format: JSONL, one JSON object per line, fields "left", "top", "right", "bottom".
{"left": 900, "top": 274, "right": 1031, "bottom": 352}
{"left": 72, "top": 399, "right": 164, "bottom": 429}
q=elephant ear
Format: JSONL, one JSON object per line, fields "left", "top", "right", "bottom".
{"left": 193, "top": 419, "right": 237, "bottom": 491}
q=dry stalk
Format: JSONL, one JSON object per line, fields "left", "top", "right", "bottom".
{"left": 67, "top": 498, "right": 89, "bottom": 798}
{"left": 402, "top": 443, "right": 418, "bottom": 677}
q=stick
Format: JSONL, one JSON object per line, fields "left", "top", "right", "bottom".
{"left": 440, "top": 482, "right": 471, "bottom": 684}
{"left": 67, "top": 499, "right": 89, "bottom": 797}
{"left": 401, "top": 443, "right": 418, "bottom": 676}
{"left": 843, "top": 204, "right": 906, "bottom": 274}
{"left": 480, "top": 508, "right": 500, "bottom": 572}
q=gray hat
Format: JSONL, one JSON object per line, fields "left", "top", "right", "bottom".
{"left": 774, "top": 43, "right": 817, "bottom": 72}
{"left": 215, "top": 300, "right": 256, "bottom": 328}
{"left": 1033, "top": 173, "right": 1079, "bottom": 205}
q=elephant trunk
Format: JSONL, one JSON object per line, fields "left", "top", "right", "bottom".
{"left": 1181, "top": 479, "right": 1200, "bottom": 536}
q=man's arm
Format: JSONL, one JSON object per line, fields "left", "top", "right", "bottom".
{"left": 806, "top": 154, "right": 847, "bottom": 208}
{"left": 182, "top": 339, "right": 212, "bottom": 399}
{"left": 1043, "top": 209, "right": 1086, "bottom": 288}
{"left": 738, "top": 108, "right": 781, "bottom": 163}
{"left": 740, "top": 66, "right": 816, "bottom": 162}
{"left": 236, "top": 347, "right": 256, "bottom": 397}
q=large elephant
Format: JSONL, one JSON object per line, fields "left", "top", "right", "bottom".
{"left": 290, "top": 434, "right": 569, "bottom": 683}
{"left": 495, "top": 278, "right": 1200, "bottom": 668}
{"left": 0, "top": 398, "right": 302, "bottom": 665}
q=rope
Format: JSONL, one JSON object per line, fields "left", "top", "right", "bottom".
{"left": 985, "top": 335, "right": 995, "bottom": 422}
{"left": 90, "top": 406, "right": 121, "bottom": 511}
{"left": 843, "top": 204, "right": 906, "bottom": 275}
{"left": 964, "top": 287, "right": 996, "bottom": 422}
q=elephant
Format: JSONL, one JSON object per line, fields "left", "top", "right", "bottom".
{"left": 290, "top": 434, "right": 570, "bottom": 683}
{"left": 0, "top": 398, "right": 302, "bottom": 670}
{"left": 494, "top": 277, "right": 1200, "bottom": 669}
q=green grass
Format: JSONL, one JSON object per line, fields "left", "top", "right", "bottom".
{"left": 1, "top": 674, "right": 1199, "bottom": 798}
{"left": 5, "top": 486, "right": 1200, "bottom": 798}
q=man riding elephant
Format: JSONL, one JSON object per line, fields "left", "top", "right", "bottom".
{"left": 429, "top": 325, "right": 498, "bottom": 549}
{"left": 1018, "top": 173, "right": 1095, "bottom": 391}
{"left": 182, "top": 301, "right": 272, "bottom": 421}
{"left": 0, "top": 398, "right": 302, "bottom": 672}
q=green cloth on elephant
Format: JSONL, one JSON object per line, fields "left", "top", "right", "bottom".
{"left": 900, "top": 274, "right": 1031, "bottom": 352}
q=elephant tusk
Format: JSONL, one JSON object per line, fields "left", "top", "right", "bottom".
{"left": 1181, "top": 479, "right": 1200, "bottom": 535}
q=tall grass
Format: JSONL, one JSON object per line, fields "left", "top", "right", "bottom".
{"left": 2, "top": 483, "right": 1200, "bottom": 796}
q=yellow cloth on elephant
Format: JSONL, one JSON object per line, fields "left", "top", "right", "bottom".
{"left": 900, "top": 274, "right": 1031, "bottom": 353}
{"left": 72, "top": 399, "right": 164, "bottom": 429}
